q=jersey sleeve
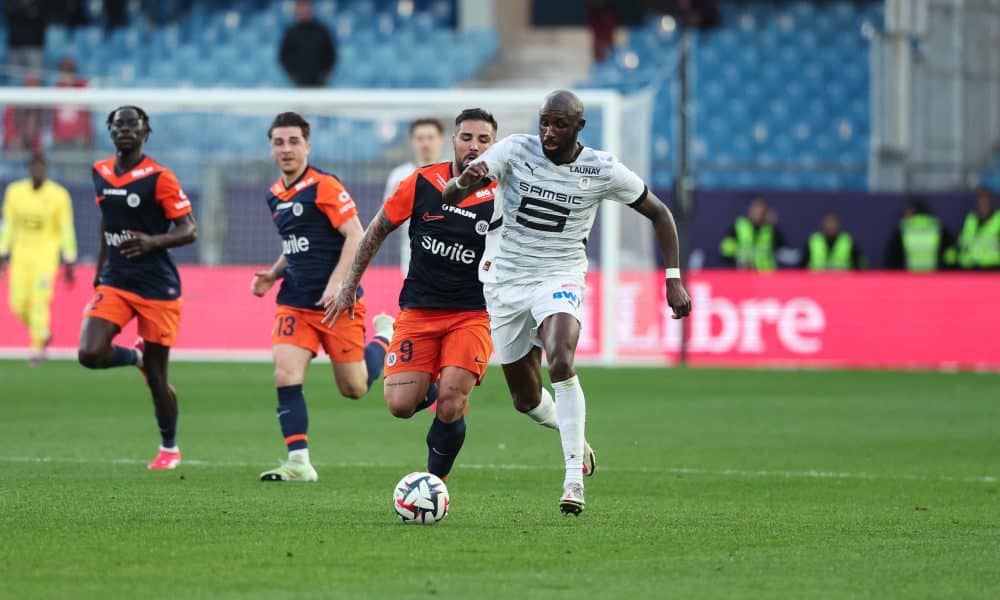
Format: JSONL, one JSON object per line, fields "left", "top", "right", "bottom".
{"left": 315, "top": 176, "right": 358, "bottom": 229}
{"left": 606, "top": 158, "right": 648, "bottom": 206}
{"left": 472, "top": 134, "right": 514, "bottom": 185}
{"left": 155, "top": 170, "right": 193, "bottom": 219}
{"left": 58, "top": 186, "right": 78, "bottom": 263}
{"left": 382, "top": 170, "right": 419, "bottom": 226}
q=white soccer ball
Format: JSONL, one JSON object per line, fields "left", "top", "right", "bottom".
{"left": 393, "top": 471, "right": 449, "bottom": 525}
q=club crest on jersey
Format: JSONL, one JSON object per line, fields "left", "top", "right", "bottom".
{"left": 292, "top": 202, "right": 304, "bottom": 216}
{"left": 475, "top": 220, "right": 489, "bottom": 235}
{"left": 126, "top": 193, "right": 141, "bottom": 208}
{"left": 578, "top": 177, "right": 591, "bottom": 190}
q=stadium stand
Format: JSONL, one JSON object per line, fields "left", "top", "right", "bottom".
{"left": 580, "top": 0, "right": 883, "bottom": 190}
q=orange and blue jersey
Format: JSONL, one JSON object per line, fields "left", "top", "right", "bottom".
{"left": 91, "top": 156, "right": 192, "bottom": 300}
{"left": 266, "top": 166, "right": 359, "bottom": 309}
{"left": 383, "top": 162, "right": 496, "bottom": 310}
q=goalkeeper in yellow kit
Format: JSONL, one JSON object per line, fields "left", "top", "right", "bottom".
{"left": 0, "top": 155, "right": 77, "bottom": 364}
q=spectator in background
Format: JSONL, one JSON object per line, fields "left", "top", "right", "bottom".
{"left": 383, "top": 118, "right": 445, "bottom": 273}
{"left": 2, "top": 75, "right": 46, "bottom": 153}
{"left": 951, "top": 188, "right": 1000, "bottom": 270}
{"left": 801, "top": 212, "right": 865, "bottom": 270}
{"left": 4, "top": 0, "right": 46, "bottom": 82}
{"left": 719, "top": 196, "right": 791, "bottom": 271}
{"left": 51, "top": 58, "right": 94, "bottom": 149}
{"left": 585, "top": 0, "right": 618, "bottom": 63}
{"left": 280, "top": 0, "right": 337, "bottom": 87}
{"left": 885, "top": 199, "right": 953, "bottom": 272}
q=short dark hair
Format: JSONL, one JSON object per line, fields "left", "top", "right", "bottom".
{"left": 106, "top": 105, "right": 152, "bottom": 134}
{"left": 409, "top": 118, "right": 444, "bottom": 136}
{"left": 269, "top": 112, "right": 311, "bottom": 140}
{"left": 455, "top": 108, "right": 498, "bottom": 134}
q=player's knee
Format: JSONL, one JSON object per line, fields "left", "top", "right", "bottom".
{"left": 77, "top": 346, "right": 101, "bottom": 369}
{"left": 435, "top": 393, "right": 467, "bottom": 423}
{"left": 546, "top": 351, "right": 576, "bottom": 382}
{"left": 338, "top": 378, "right": 367, "bottom": 400}
{"left": 386, "top": 395, "right": 416, "bottom": 419}
{"left": 273, "top": 365, "right": 301, "bottom": 387}
{"left": 511, "top": 388, "right": 541, "bottom": 413}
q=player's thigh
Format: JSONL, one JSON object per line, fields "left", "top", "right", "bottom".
{"left": 439, "top": 311, "right": 492, "bottom": 384}
{"left": 80, "top": 286, "right": 133, "bottom": 350}
{"left": 272, "top": 305, "right": 320, "bottom": 354}
{"left": 272, "top": 343, "right": 314, "bottom": 387}
{"left": 385, "top": 310, "right": 444, "bottom": 382}
{"left": 435, "top": 365, "right": 479, "bottom": 423}
{"left": 134, "top": 296, "right": 183, "bottom": 347}
{"left": 319, "top": 301, "right": 368, "bottom": 397}
{"left": 331, "top": 360, "right": 368, "bottom": 399}
{"left": 484, "top": 289, "right": 537, "bottom": 366}
{"left": 384, "top": 370, "right": 433, "bottom": 418}
{"left": 537, "top": 313, "right": 582, "bottom": 364}
{"left": 501, "top": 347, "right": 545, "bottom": 412}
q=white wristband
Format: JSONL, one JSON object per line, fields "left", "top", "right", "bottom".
{"left": 665, "top": 268, "right": 681, "bottom": 280}
{"left": 454, "top": 178, "right": 470, "bottom": 191}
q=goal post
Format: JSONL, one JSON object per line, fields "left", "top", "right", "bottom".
{"left": 0, "top": 86, "right": 651, "bottom": 365}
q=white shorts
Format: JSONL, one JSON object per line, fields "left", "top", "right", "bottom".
{"left": 483, "top": 277, "right": 585, "bottom": 365}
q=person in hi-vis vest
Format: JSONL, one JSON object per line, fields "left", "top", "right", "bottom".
{"left": 885, "top": 199, "right": 953, "bottom": 272}
{"left": 951, "top": 189, "right": 999, "bottom": 270}
{"left": 719, "top": 197, "right": 791, "bottom": 270}
{"left": 801, "top": 212, "right": 865, "bottom": 270}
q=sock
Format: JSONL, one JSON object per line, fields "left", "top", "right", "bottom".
{"left": 553, "top": 376, "right": 586, "bottom": 487}
{"left": 526, "top": 387, "right": 559, "bottom": 430}
{"left": 426, "top": 416, "right": 466, "bottom": 479}
{"left": 112, "top": 345, "right": 138, "bottom": 366}
{"left": 288, "top": 448, "right": 310, "bottom": 464}
{"left": 414, "top": 382, "right": 439, "bottom": 413}
{"left": 277, "top": 384, "right": 309, "bottom": 452}
{"left": 155, "top": 408, "right": 178, "bottom": 449}
{"left": 364, "top": 336, "right": 389, "bottom": 391}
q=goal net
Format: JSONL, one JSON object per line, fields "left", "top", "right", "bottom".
{"left": 0, "top": 87, "right": 654, "bottom": 364}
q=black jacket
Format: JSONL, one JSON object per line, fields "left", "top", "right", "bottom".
{"left": 279, "top": 20, "right": 337, "bottom": 87}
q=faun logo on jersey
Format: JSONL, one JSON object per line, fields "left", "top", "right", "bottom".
{"left": 104, "top": 230, "right": 134, "bottom": 247}
{"left": 517, "top": 181, "right": 583, "bottom": 205}
{"left": 421, "top": 235, "right": 477, "bottom": 264}
{"left": 569, "top": 165, "right": 601, "bottom": 175}
{"left": 282, "top": 234, "right": 310, "bottom": 254}
{"left": 441, "top": 203, "right": 476, "bottom": 219}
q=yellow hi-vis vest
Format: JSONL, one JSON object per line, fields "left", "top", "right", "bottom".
{"left": 721, "top": 217, "right": 776, "bottom": 270}
{"left": 956, "top": 211, "right": 1000, "bottom": 268}
{"left": 807, "top": 232, "right": 854, "bottom": 270}
{"left": 900, "top": 214, "right": 941, "bottom": 272}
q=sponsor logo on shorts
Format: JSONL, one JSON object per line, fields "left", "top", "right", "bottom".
{"left": 282, "top": 234, "right": 310, "bottom": 255}
{"left": 386, "top": 352, "right": 398, "bottom": 367}
{"left": 126, "top": 193, "right": 141, "bottom": 208}
{"left": 552, "top": 290, "right": 581, "bottom": 308}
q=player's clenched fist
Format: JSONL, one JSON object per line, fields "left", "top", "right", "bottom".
{"left": 457, "top": 162, "right": 489, "bottom": 187}
{"left": 666, "top": 279, "right": 692, "bottom": 320}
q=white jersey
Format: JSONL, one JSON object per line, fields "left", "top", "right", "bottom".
{"left": 473, "top": 133, "right": 647, "bottom": 284}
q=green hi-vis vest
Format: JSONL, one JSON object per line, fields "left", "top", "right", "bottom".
{"left": 900, "top": 214, "right": 941, "bottom": 272}
{"left": 808, "top": 232, "right": 854, "bottom": 270}
{"left": 957, "top": 211, "right": 1000, "bottom": 268}
{"left": 721, "top": 217, "right": 776, "bottom": 270}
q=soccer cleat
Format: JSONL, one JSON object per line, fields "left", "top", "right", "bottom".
{"left": 373, "top": 312, "right": 395, "bottom": 340}
{"left": 559, "top": 483, "right": 585, "bottom": 516}
{"left": 148, "top": 447, "right": 181, "bottom": 470}
{"left": 133, "top": 338, "right": 146, "bottom": 379}
{"left": 582, "top": 441, "right": 597, "bottom": 477}
{"left": 259, "top": 459, "right": 319, "bottom": 482}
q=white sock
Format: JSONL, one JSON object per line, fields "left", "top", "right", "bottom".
{"left": 525, "top": 387, "right": 559, "bottom": 430}
{"left": 552, "top": 376, "right": 585, "bottom": 487}
{"left": 288, "top": 448, "right": 310, "bottom": 464}
{"left": 159, "top": 445, "right": 179, "bottom": 453}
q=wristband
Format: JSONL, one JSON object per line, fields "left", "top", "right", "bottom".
{"left": 454, "top": 178, "right": 470, "bottom": 190}
{"left": 665, "top": 268, "right": 681, "bottom": 280}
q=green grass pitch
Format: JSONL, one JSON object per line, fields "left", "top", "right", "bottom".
{"left": 1, "top": 360, "right": 998, "bottom": 599}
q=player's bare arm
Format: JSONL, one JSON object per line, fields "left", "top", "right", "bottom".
{"left": 442, "top": 162, "right": 490, "bottom": 205}
{"left": 93, "top": 217, "right": 108, "bottom": 287}
{"left": 316, "top": 215, "right": 364, "bottom": 311}
{"left": 631, "top": 191, "right": 692, "bottom": 319}
{"left": 119, "top": 213, "right": 197, "bottom": 259}
{"left": 251, "top": 253, "right": 286, "bottom": 297}
{"left": 323, "top": 208, "right": 398, "bottom": 324}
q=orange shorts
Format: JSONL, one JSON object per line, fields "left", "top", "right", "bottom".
{"left": 83, "top": 285, "right": 183, "bottom": 346}
{"left": 272, "top": 300, "right": 367, "bottom": 362}
{"left": 385, "top": 308, "right": 492, "bottom": 383}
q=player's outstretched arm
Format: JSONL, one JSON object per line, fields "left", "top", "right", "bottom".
{"left": 93, "top": 217, "right": 108, "bottom": 288}
{"left": 322, "top": 208, "right": 399, "bottom": 324}
{"left": 119, "top": 214, "right": 197, "bottom": 259}
{"left": 317, "top": 215, "right": 364, "bottom": 311}
{"left": 442, "top": 162, "right": 490, "bottom": 205}
{"left": 630, "top": 191, "right": 692, "bottom": 319}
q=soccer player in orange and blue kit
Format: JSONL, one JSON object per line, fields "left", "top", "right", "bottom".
{"left": 252, "top": 112, "right": 394, "bottom": 482}
{"left": 327, "top": 108, "right": 499, "bottom": 481}
{"left": 77, "top": 106, "right": 198, "bottom": 470}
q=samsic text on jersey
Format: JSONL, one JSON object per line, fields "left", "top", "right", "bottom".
{"left": 92, "top": 156, "right": 192, "bottom": 300}
{"left": 384, "top": 162, "right": 495, "bottom": 310}
{"left": 266, "top": 166, "right": 359, "bottom": 309}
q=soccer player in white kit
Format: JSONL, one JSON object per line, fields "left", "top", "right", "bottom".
{"left": 442, "top": 90, "right": 692, "bottom": 515}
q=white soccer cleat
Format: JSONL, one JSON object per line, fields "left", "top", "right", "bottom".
{"left": 373, "top": 313, "right": 395, "bottom": 340}
{"left": 260, "top": 458, "right": 318, "bottom": 482}
{"left": 583, "top": 441, "right": 596, "bottom": 477}
{"left": 559, "top": 482, "right": 585, "bottom": 516}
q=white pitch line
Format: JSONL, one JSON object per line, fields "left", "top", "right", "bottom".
{"left": 0, "top": 456, "right": 995, "bottom": 484}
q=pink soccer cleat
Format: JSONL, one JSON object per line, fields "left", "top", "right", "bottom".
{"left": 133, "top": 338, "right": 147, "bottom": 380}
{"left": 148, "top": 447, "right": 181, "bottom": 470}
